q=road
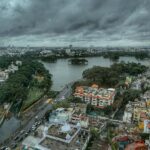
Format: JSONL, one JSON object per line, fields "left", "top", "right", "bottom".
{"left": 55, "top": 82, "right": 73, "bottom": 101}
{"left": 88, "top": 114, "right": 125, "bottom": 124}
{"left": 1, "top": 82, "right": 73, "bottom": 148}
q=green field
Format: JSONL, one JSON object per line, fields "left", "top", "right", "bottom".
{"left": 22, "top": 87, "right": 44, "bottom": 110}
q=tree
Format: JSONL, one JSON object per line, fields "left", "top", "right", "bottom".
{"left": 0, "top": 59, "right": 52, "bottom": 113}
{"left": 123, "top": 89, "right": 141, "bottom": 105}
{"left": 104, "top": 106, "right": 113, "bottom": 115}
{"left": 45, "top": 109, "right": 53, "bottom": 121}
{"left": 82, "top": 62, "right": 148, "bottom": 87}
{"left": 90, "top": 127, "right": 99, "bottom": 139}
{"left": 68, "top": 96, "right": 83, "bottom": 103}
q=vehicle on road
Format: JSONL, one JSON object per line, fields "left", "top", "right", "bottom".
{"left": 17, "top": 137, "right": 23, "bottom": 142}
{"left": 20, "top": 130, "right": 25, "bottom": 135}
{"left": 14, "top": 136, "right": 19, "bottom": 141}
{"left": 0, "top": 146, "right": 10, "bottom": 150}
{"left": 35, "top": 116, "right": 38, "bottom": 119}
{"left": 10, "top": 143, "right": 17, "bottom": 149}
{"left": 31, "top": 125, "right": 36, "bottom": 131}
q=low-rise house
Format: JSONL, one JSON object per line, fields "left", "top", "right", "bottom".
{"left": 40, "top": 50, "right": 53, "bottom": 56}
{"left": 113, "top": 135, "right": 131, "bottom": 150}
{"left": 70, "top": 103, "right": 89, "bottom": 128}
{"left": 15, "top": 60, "right": 22, "bottom": 66}
{"left": 0, "top": 70, "right": 9, "bottom": 82}
{"left": 123, "top": 103, "right": 133, "bottom": 123}
{"left": 21, "top": 123, "right": 90, "bottom": 150}
{"left": 131, "top": 76, "right": 150, "bottom": 91}
{"left": 143, "top": 90, "right": 150, "bottom": 107}
{"left": 4, "top": 62, "right": 19, "bottom": 74}
{"left": 131, "top": 79, "right": 142, "bottom": 90}
{"left": 71, "top": 114, "right": 89, "bottom": 128}
{"left": 144, "top": 120, "right": 150, "bottom": 133}
{"left": 145, "top": 139, "right": 150, "bottom": 150}
{"left": 49, "top": 108, "right": 74, "bottom": 124}
{"left": 125, "top": 140, "right": 148, "bottom": 150}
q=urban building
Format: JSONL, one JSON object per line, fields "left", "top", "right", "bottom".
{"left": 0, "top": 70, "right": 9, "bottom": 82}
{"left": 144, "top": 120, "right": 150, "bottom": 133}
{"left": 123, "top": 93, "right": 150, "bottom": 133}
{"left": 21, "top": 123, "right": 90, "bottom": 150}
{"left": 123, "top": 102, "right": 133, "bottom": 123}
{"left": 70, "top": 110, "right": 89, "bottom": 128}
{"left": 125, "top": 141, "right": 148, "bottom": 150}
{"left": 49, "top": 107, "right": 74, "bottom": 124}
{"left": 74, "top": 85, "right": 116, "bottom": 108}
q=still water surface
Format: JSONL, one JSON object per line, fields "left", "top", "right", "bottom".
{"left": 43, "top": 56, "right": 150, "bottom": 91}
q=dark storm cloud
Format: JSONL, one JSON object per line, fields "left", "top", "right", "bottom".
{"left": 0, "top": 0, "right": 150, "bottom": 46}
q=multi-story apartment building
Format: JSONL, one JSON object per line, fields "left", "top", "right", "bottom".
{"left": 74, "top": 85, "right": 116, "bottom": 108}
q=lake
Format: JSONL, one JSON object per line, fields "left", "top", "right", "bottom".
{"left": 42, "top": 56, "right": 150, "bottom": 91}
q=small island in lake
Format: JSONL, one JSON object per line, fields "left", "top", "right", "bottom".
{"left": 68, "top": 58, "right": 88, "bottom": 65}
{"left": 41, "top": 56, "right": 57, "bottom": 63}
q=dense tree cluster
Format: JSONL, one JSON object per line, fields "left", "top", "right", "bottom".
{"left": 122, "top": 89, "right": 141, "bottom": 105}
{"left": 82, "top": 62, "right": 148, "bottom": 86}
{"left": 102, "top": 51, "right": 150, "bottom": 60}
{"left": 0, "top": 60, "right": 52, "bottom": 112}
{"left": 0, "top": 55, "right": 18, "bottom": 69}
{"left": 41, "top": 55, "right": 57, "bottom": 62}
{"left": 68, "top": 58, "right": 88, "bottom": 65}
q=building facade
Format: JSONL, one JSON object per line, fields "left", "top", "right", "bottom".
{"left": 74, "top": 85, "right": 116, "bottom": 108}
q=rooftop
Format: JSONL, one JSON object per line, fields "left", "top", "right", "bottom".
{"left": 22, "top": 123, "right": 90, "bottom": 150}
{"left": 75, "top": 86, "right": 115, "bottom": 99}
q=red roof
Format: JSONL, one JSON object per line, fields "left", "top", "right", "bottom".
{"left": 125, "top": 141, "right": 147, "bottom": 150}
{"left": 117, "top": 136, "right": 129, "bottom": 142}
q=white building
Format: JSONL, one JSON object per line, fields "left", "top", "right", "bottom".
{"left": 0, "top": 71, "right": 9, "bottom": 82}
{"left": 7, "top": 62, "right": 18, "bottom": 73}
{"left": 49, "top": 108, "right": 74, "bottom": 124}
{"left": 144, "top": 120, "right": 150, "bottom": 133}
{"left": 123, "top": 103, "right": 133, "bottom": 123}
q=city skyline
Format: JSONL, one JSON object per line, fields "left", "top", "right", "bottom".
{"left": 0, "top": 0, "right": 150, "bottom": 47}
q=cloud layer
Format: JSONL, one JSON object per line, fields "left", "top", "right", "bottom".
{"left": 0, "top": 0, "right": 150, "bottom": 47}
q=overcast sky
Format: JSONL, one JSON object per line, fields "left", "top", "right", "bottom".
{"left": 0, "top": 0, "right": 150, "bottom": 47}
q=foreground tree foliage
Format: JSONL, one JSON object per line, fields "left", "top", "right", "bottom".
{"left": 122, "top": 89, "right": 141, "bottom": 105}
{"left": 0, "top": 60, "right": 52, "bottom": 112}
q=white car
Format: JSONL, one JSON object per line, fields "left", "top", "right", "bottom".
{"left": 61, "top": 96, "right": 65, "bottom": 100}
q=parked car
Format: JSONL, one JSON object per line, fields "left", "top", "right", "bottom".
{"left": 11, "top": 143, "right": 17, "bottom": 149}
{"left": 0, "top": 146, "right": 10, "bottom": 150}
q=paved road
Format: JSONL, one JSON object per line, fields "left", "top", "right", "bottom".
{"left": 1, "top": 82, "right": 73, "bottom": 148}
{"left": 55, "top": 82, "right": 73, "bottom": 101}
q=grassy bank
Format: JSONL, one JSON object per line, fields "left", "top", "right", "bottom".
{"left": 21, "top": 87, "right": 44, "bottom": 110}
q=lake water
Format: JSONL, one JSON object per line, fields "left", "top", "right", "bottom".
{"left": 42, "top": 56, "right": 150, "bottom": 91}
